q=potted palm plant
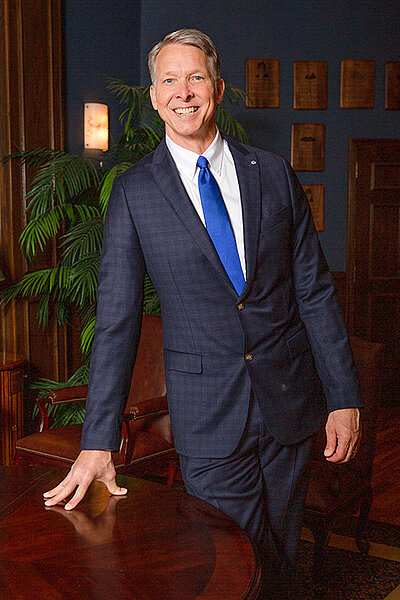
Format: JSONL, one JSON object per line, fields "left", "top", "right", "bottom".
{"left": 1, "top": 79, "right": 248, "bottom": 426}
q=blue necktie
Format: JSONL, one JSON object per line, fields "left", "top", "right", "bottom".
{"left": 197, "top": 156, "right": 245, "bottom": 295}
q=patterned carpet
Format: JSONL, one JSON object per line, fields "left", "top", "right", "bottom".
{"left": 295, "top": 519, "right": 400, "bottom": 599}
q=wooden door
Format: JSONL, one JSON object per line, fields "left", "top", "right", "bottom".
{"left": 347, "top": 139, "right": 400, "bottom": 402}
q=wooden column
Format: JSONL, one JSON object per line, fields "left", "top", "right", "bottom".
{"left": 0, "top": 0, "right": 67, "bottom": 386}
{"left": 0, "top": 353, "right": 25, "bottom": 464}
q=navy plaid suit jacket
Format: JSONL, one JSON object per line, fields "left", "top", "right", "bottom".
{"left": 81, "top": 136, "right": 362, "bottom": 458}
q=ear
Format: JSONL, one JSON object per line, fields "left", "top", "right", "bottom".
{"left": 216, "top": 78, "right": 225, "bottom": 105}
{"left": 150, "top": 85, "right": 158, "bottom": 110}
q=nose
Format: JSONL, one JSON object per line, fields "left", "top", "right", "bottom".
{"left": 176, "top": 78, "right": 193, "bottom": 101}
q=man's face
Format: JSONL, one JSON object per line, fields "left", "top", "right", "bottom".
{"left": 150, "top": 43, "right": 225, "bottom": 151}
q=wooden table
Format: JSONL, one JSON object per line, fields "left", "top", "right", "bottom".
{"left": 0, "top": 467, "right": 262, "bottom": 599}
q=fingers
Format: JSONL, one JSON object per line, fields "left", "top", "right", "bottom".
{"left": 325, "top": 430, "right": 360, "bottom": 463}
{"left": 43, "top": 477, "right": 77, "bottom": 506}
{"left": 65, "top": 484, "right": 91, "bottom": 510}
{"left": 101, "top": 478, "right": 128, "bottom": 497}
{"left": 348, "top": 437, "right": 361, "bottom": 461}
{"left": 44, "top": 478, "right": 90, "bottom": 509}
{"left": 43, "top": 481, "right": 68, "bottom": 499}
{"left": 323, "top": 426, "right": 337, "bottom": 458}
{"left": 43, "top": 450, "right": 127, "bottom": 511}
{"left": 44, "top": 477, "right": 126, "bottom": 510}
{"left": 324, "top": 408, "right": 361, "bottom": 464}
{"left": 327, "top": 439, "right": 352, "bottom": 463}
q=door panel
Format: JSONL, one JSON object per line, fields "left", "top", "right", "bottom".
{"left": 347, "top": 139, "right": 400, "bottom": 402}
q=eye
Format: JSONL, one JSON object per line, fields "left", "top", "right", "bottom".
{"left": 164, "top": 78, "right": 174, "bottom": 84}
{"left": 192, "top": 75, "right": 204, "bottom": 81}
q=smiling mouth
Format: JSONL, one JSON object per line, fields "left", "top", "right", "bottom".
{"left": 173, "top": 107, "right": 199, "bottom": 115}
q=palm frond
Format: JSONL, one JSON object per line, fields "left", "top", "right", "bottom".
{"left": 0, "top": 267, "right": 72, "bottom": 306}
{"left": 223, "top": 84, "right": 249, "bottom": 107}
{"left": 54, "top": 298, "right": 69, "bottom": 325}
{"left": 216, "top": 105, "right": 249, "bottom": 143}
{"left": 23, "top": 152, "right": 100, "bottom": 219}
{"left": 20, "top": 204, "right": 99, "bottom": 261}
{"left": 106, "top": 80, "right": 163, "bottom": 164}
{"left": 107, "top": 79, "right": 151, "bottom": 134}
{"left": 79, "top": 302, "right": 97, "bottom": 328}
{"left": 81, "top": 316, "right": 96, "bottom": 355}
{"left": 0, "top": 266, "right": 73, "bottom": 327}
{"left": 69, "top": 253, "right": 101, "bottom": 306}
{"left": 143, "top": 274, "right": 160, "bottom": 315}
{"left": 3, "top": 148, "right": 64, "bottom": 168}
{"left": 60, "top": 215, "right": 103, "bottom": 264}
{"left": 36, "top": 284, "right": 72, "bottom": 328}
{"left": 99, "top": 163, "right": 133, "bottom": 216}
{"left": 35, "top": 291, "right": 52, "bottom": 328}
{"left": 78, "top": 303, "right": 96, "bottom": 356}
{"left": 107, "top": 78, "right": 149, "bottom": 109}
{"left": 47, "top": 401, "right": 86, "bottom": 427}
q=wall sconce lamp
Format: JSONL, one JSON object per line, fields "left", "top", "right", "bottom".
{"left": 84, "top": 103, "right": 109, "bottom": 151}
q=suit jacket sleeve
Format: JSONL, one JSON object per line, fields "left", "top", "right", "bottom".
{"left": 80, "top": 177, "right": 145, "bottom": 451}
{"left": 282, "top": 158, "right": 362, "bottom": 412}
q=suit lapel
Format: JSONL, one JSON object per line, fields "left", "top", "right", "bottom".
{"left": 146, "top": 137, "right": 262, "bottom": 298}
{"left": 227, "top": 139, "right": 261, "bottom": 299}
{"left": 146, "top": 140, "right": 235, "bottom": 292}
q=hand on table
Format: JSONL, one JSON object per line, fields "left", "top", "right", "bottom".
{"left": 324, "top": 407, "right": 361, "bottom": 463}
{"left": 43, "top": 449, "right": 127, "bottom": 510}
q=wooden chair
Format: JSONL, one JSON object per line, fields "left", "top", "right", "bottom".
{"left": 303, "top": 335, "right": 385, "bottom": 569}
{"left": 14, "top": 314, "right": 178, "bottom": 486}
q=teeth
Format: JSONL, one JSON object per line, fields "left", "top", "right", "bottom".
{"left": 174, "top": 107, "right": 198, "bottom": 114}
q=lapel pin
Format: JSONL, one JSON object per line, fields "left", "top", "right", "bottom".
{"left": 250, "top": 160, "right": 257, "bottom": 165}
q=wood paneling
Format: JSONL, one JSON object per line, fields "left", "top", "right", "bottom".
{"left": 0, "top": 0, "right": 67, "bottom": 432}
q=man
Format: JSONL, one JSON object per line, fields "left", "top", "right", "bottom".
{"left": 44, "top": 28, "right": 361, "bottom": 586}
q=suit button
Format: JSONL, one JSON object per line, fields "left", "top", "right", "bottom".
{"left": 237, "top": 303, "right": 245, "bottom": 311}
{"left": 245, "top": 353, "right": 253, "bottom": 362}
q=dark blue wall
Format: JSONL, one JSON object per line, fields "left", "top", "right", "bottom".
{"left": 64, "top": 0, "right": 141, "bottom": 156}
{"left": 64, "top": 0, "right": 400, "bottom": 269}
{"left": 139, "top": 0, "right": 400, "bottom": 270}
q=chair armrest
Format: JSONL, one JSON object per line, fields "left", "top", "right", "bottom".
{"left": 36, "top": 385, "right": 88, "bottom": 432}
{"left": 47, "top": 385, "right": 89, "bottom": 405}
{"left": 119, "top": 395, "right": 170, "bottom": 465}
{"left": 124, "top": 395, "right": 168, "bottom": 421}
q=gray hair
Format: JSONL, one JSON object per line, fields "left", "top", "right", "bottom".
{"left": 147, "top": 28, "right": 221, "bottom": 87}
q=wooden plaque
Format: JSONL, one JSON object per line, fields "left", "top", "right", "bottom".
{"left": 293, "top": 61, "right": 328, "bottom": 109}
{"left": 291, "top": 123, "right": 325, "bottom": 171}
{"left": 302, "top": 184, "right": 324, "bottom": 231}
{"left": 245, "top": 59, "right": 280, "bottom": 108}
{"left": 385, "top": 62, "right": 400, "bottom": 110}
{"left": 340, "top": 60, "right": 375, "bottom": 108}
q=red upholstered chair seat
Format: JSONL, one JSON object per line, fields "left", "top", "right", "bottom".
{"left": 14, "top": 315, "right": 178, "bottom": 485}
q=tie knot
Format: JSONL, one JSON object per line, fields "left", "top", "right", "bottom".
{"left": 197, "top": 156, "right": 208, "bottom": 170}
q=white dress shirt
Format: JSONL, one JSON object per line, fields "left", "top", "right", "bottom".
{"left": 165, "top": 131, "right": 247, "bottom": 279}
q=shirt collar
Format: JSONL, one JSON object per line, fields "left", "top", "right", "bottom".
{"left": 165, "top": 129, "right": 224, "bottom": 181}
